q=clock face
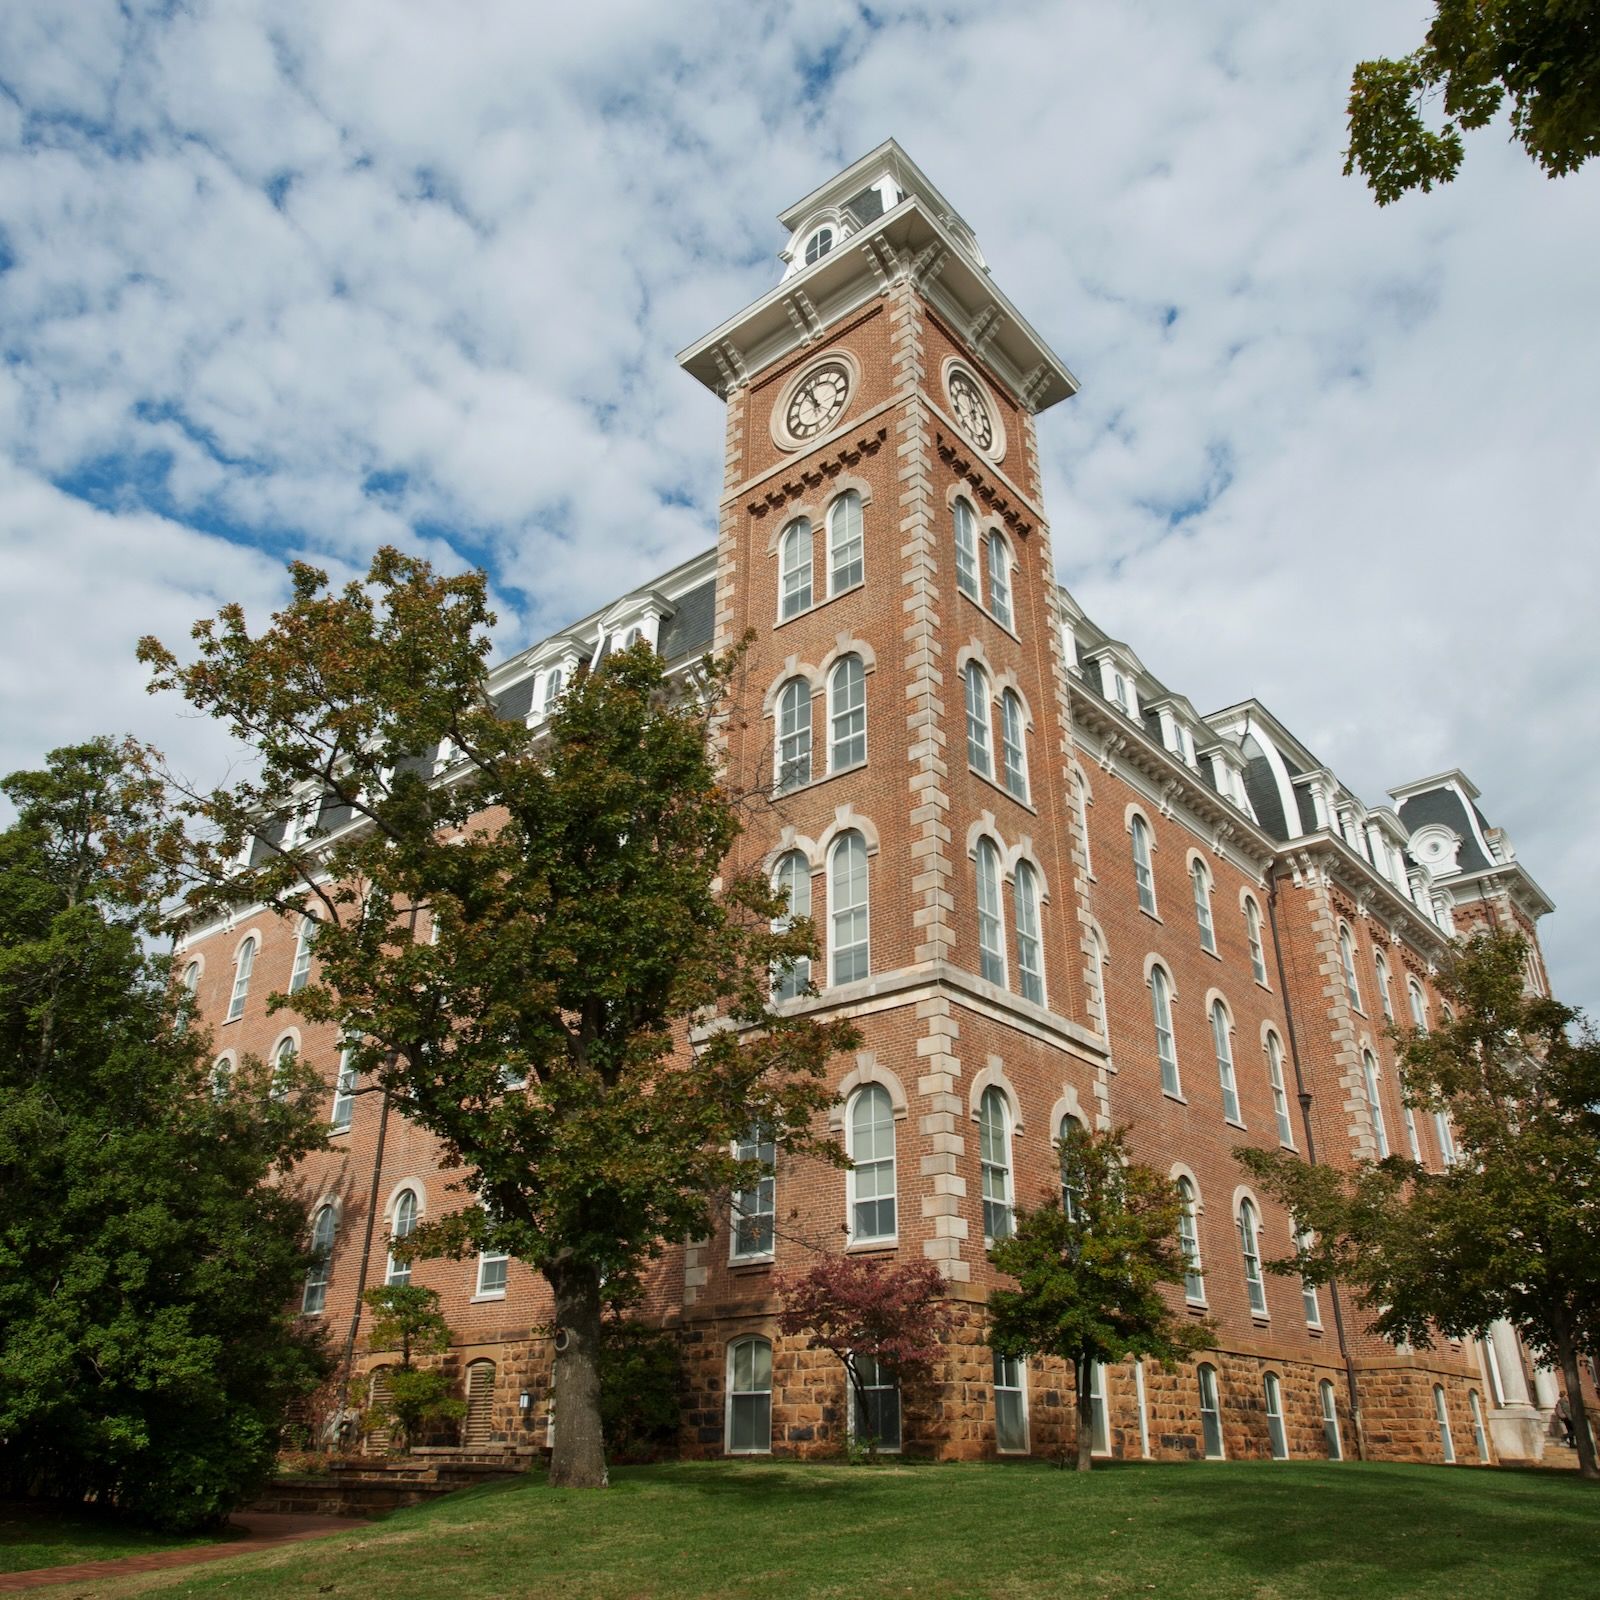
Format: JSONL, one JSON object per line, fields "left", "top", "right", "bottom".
{"left": 948, "top": 368, "right": 995, "bottom": 452}
{"left": 784, "top": 361, "right": 851, "bottom": 441}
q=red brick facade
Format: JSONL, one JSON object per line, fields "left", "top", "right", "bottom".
{"left": 178, "top": 144, "right": 1567, "bottom": 1471}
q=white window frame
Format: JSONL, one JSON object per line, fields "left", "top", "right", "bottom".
{"left": 992, "top": 1351, "right": 1029, "bottom": 1453}
{"left": 227, "top": 936, "right": 256, "bottom": 1022}
{"left": 1151, "top": 964, "right": 1181, "bottom": 1097}
{"left": 975, "top": 838, "right": 1007, "bottom": 987}
{"left": 779, "top": 518, "right": 813, "bottom": 619}
{"left": 846, "top": 1084, "right": 897, "bottom": 1245}
{"left": 827, "top": 490, "right": 864, "bottom": 595}
{"left": 1014, "top": 861, "right": 1045, "bottom": 1006}
{"left": 1363, "top": 1050, "right": 1390, "bottom": 1158}
{"left": 985, "top": 530, "right": 1012, "bottom": 629}
{"left": 1212, "top": 1000, "right": 1241, "bottom": 1124}
{"left": 302, "top": 1204, "right": 336, "bottom": 1315}
{"left": 1192, "top": 859, "right": 1216, "bottom": 954}
{"left": 1198, "top": 1363, "right": 1225, "bottom": 1458}
{"left": 963, "top": 661, "right": 992, "bottom": 777}
{"left": 1468, "top": 1389, "right": 1489, "bottom": 1461}
{"left": 475, "top": 1245, "right": 509, "bottom": 1299}
{"left": 828, "top": 831, "right": 869, "bottom": 986}
{"left": 978, "top": 1086, "right": 1014, "bottom": 1244}
{"left": 731, "top": 1125, "right": 776, "bottom": 1260}
{"left": 1320, "top": 1379, "right": 1343, "bottom": 1460}
{"left": 1178, "top": 1177, "right": 1205, "bottom": 1303}
{"left": 848, "top": 1352, "right": 902, "bottom": 1451}
{"left": 770, "top": 850, "right": 812, "bottom": 1001}
{"left": 1245, "top": 896, "right": 1268, "bottom": 985}
{"left": 999, "top": 689, "right": 1029, "bottom": 800}
{"left": 1339, "top": 924, "right": 1363, "bottom": 1012}
{"left": 386, "top": 1188, "right": 419, "bottom": 1286}
{"left": 1375, "top": 951, "right": 1394, "bottom": 1020}
{"left": 1266, "top": 1031, "right": 1294, "bottom": 1147}
{"left": 953, "top": 499, "right": 979, "bottom": 600}
{"left": 726, "top": 1337, "right": 773, "bottom": 1455}
{"left": 1131, "top": 816, "right": 1157, "bottom": 915}
{"left": 1264, "top": 1372, "right": 1289, "bottom": 1459}
{"left": 828, "top": 655, "right": 866, "bottom": 771}
{"left": 1434, "top": 1384, "right": 1455, "bottom": 1463}
{"left": 271, "top": 1036, "right": 297, "bottom": 1103}
{"left": 776, "top": 678, "right": 812, "bottom": 792}
{"left": 289, "top": 917, "right": 315, "bottom": 994}
{"left": 803, "top": 226, "right": 834, "bottom": 266}
{"left": 330, "top": 1044, "right": 358, "bottom": 1131}
{"left": 1238, "top": 1198, "right": 1267, "bottom": 1317}
{"left": 1297, "top": 1226, "right": 1322, "bottom": 1328}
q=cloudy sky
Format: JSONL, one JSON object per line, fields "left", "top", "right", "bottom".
{"left": 2, "top": 2, "right": 1595, "bottom": 1009}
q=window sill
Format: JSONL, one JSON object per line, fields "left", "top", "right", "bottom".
{"left": 1307, "top": 1324, "right": 1324, "bottom": 1338}
{"left": 730, "top": 1256, "right": 775, "bottom": 1271}
{"left": 773, "top": 758, "right": 868, "bottom": 802}
{"left": 957, "top": 586, "right": 1020, "bottom": 644}
{"left": 1251, "top": 1314, "right": 1271, "bottom": 1328}
{"left": 1137, "top": 907, "right": 1163, "bottom": 924}
{"left": 845, "top": 1238, "right": 898, "bottom": 1254}
{"left": 470, "top": 1292, "right": 506, "bottom": 1304}
{"left": 1162, "top": 1089, "right": 1187, "bottom": 1106}
{"left": 1185, "top": 1300, "right": 1209, "bottom": 1314}
{"left": 1223, "top": 1118, "right": 1248, "bottom": 1132}
{"left": 1254, "top": 978, "right": 1273, "bottom": 993}
{"left": 775, "top": 579, "right": 865, "bottom": 632}
{"left": 328, "top": 1125, "right": 353, "bottom": 1137}
{"left": 968, "top": 764, "right": 1036, "bottom": 813}
{"left": 1200, "top": 944, "right": 1221, "bottom": 961}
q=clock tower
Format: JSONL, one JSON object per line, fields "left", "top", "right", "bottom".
{"left": 676, "top": 143, "right": 1109, "bottom": 1447}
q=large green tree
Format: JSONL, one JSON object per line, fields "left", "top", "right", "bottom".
{"left": 987, "top": 1123, "right": 1214, "bottom": 1471}
{"left": 1240, "top": 931, "right": 1600, "bottom": 1480}
{"left": 1346, "top": 1, "right": 1600, "bottom": 204}
{"left": 0, "top": 740, "right": 329, "bottom": 1529}
{"left": 138, "top": 549, "right": 856, "bottom": 1489}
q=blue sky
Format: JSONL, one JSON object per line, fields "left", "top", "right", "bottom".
{"left": 1, "top": 1, "right": 1596, "bottom": 1009}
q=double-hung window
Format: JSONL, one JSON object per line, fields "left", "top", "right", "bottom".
{"left": 985, "top": 532, "right": 1012, "bottom": 628}
{"left": 330, "top": 1045, "right": 358, "bottom": 1130}
{"left": 302, "top": 1205, "right": 336, "bottom": 1314}
{"left": 1192, "top": 859, "right": 1216, "bottom": 953}
{"left": 828, "top": 491, "right": 864, "bottom": 593}
{"left": 850, "top": 1354, "right": 901, "bottom": 1450}
{"left": 1151, "top": 965, "right": 1180, "bottom": 1096}
{"left": 776, "top": 679, "right": 812, "bottom": 791}
{"left": 731, "top": 1125, "right": 776, "bottom": 1258}
{"left": 993, "top": 1352, "right": 1028, "bottom": 1452}
{"left": 727, "top": 1338, "right": 773, "bottom": 1453}
{"left": 999, "top": 690, "right": 1028, "bottom": 799}
{"left": 1177, "top": 1177, "right": 1204, "bottom": 1302}
{"left": 829, "top": 832, "right": 870, "bottom": 985}
{"left": 1238, "top": 1198, "right": 1267, "bottom": 1316}
{"left": 829, "top": 656, "right": 866, "bottom": 770}
{"left": 770, "top": 851, "right": 812, "bottom": 1001}
{"left": 779, "top": 519, "right": 813, "bottom": 618}
{"left": 1245, "top": 897, "right": 1268, "bottom": 985}
{"left": 953, "top": 500, "right": 980, "bottom": 600}
{"left": 289, "top": 917, "right": 315, "bottom": 993}
{"left": 1212, "top": 1001, "right": 1240, "bottom": 1123}
{"left": 386, "top": 1190, "right": 418, "bottom": 1286}
{"left": 848, "top": 1085, "right": 896, "bottom": 1243}
{"left": 963, "top": 662, "right": 992, "bottom": 777}
{"left": 1267, "top": 1032, "right": 1294, "bottom": 1146}
{"left": 979, "top": 1087, "right": 1014, "bottom": 1243}
{"left": 1198, "top": 1364, "right": 1224, "bottom": 1458}
{"left": 1014, "top": 861, "right": 1045, "bottom": 1005}
{"left": 1131, "top": 817, "right": 1156, "bottom": 915}
{"left": 1363, "top": 1050, "right": 1389, "bottom": 1158}
{"left": 227, "top": 937, "right": 256, "bottom": 1022}
{"left": 975, "top": 839, "right": 1006, "bottom": 986}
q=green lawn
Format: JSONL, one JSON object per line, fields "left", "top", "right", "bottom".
{"left": 54, "top": 1460, "right": 1600, "bottom": 1599}
{"left": 0, "top": 1502, "right": 219, "bottom": 1575}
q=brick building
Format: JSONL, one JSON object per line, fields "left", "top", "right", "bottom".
{"left": 177, "top": 142, "right": 1566, "bottom": 1468}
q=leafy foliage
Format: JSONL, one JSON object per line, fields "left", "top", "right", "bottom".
{"left": 1346, "top": 1, "right": 1600, "bottom": 203}
{"left": 987, "top": 1123, "right": 1214, "bottom": 1470}
{"left": 777, "top": 1256, "right": 953, "bottom": 1455}
{"left": 138, "top": 549, "right": 857, "bottom": 1486}
{"left": 0, "top": 741, "right": 330, "bottom": 1530}
{"left": 598, "top": 1321, "right": 683, "bottom": 1463}
{"left": 1239, "top": 931, "right": 1600, "bottom": 1478}
{"left": 359, "top": 1286, "right": 465, "bottom": 1451}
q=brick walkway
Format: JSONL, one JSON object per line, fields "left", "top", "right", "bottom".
{"left": 0, "top": 1512, "right": 364, "bottom": 1593}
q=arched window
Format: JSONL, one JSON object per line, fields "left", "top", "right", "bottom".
{"left": 975, "top": 838, "right": 1006, "bottom": 987}
{"left": 1191, "top": 859, "right": 1216, "bottom": 953}
{"left": 828, "top": 656, "right": 866, "bottom": 770}
{"left": 387, "top": 1189, "right": 418, "bottom": 1286}
{"left": 985, "top": 531, "right": 1012, "bottom": 628}
{"left": 727, "top": 1337, "right": 773, "bottom": 1454}
{"left": 1245, "top": 896, "right": 1268, "bottom": 986}
{"left": 851, "top": 1354, "right": 901, "bottom": 1451}
{"left": 1131, "top": 816, "right": 1156, "bottom": 915}
{"left": 1468, "top": 1390, "right": 1489, "bottom": 1462}
{"left": 1059, "top": 1114, "right": 1085, "bottom": 1220}
{"left": 1264, "top": 1373, "right": 1288, "bottom": 1459}
{"left": 1434, "top": 1109, "right": 1457, "bottom": 1167}
{"left": 1320, "top": 1379, "right": 1343, "bottom": 1459}
{"left": 210, "top": 1055, "right": 233, "bottom": 1100}
{"left": 1266, "top": 1031, "right": 1293, "bottom": 1146}
{"left": 1197, "top": 1363, "right": 1224, "bottom": 1458}
{"left": 271, "top": 1037, "right": 297, "bottom": 1103}
{"left": 1086, "top": 928, "right": 1109, "bottom": 1031}
{"left": 953, "top": 499, "right": 979, "bottom": 599}
{"left": 303, "top": 1204, "right": 336, "bottom": 1315}
{"left": 1073, "top": 772, "right": 1093, "bottom": 877}
{"left": 978, "top": 1086, "right": 1013, "bottom": 1243}
{"left": 1211, "top": 1000, "right": 1240, "bottom": 1124}
{"left": 289, "top": 917, "right": 316, "bottom": 994}
{"left": 1177, "top": 1176, "right": 1204, "bottom": 1302}
{"left": 1296, "top": 1225, "right": 1321, "bottom": 1327}
{"left": 779, "top": 518, "right": 813, "bottom": 619}
{"left": 1362, "top": 1050, "right": 1389, "bottom": 1158}
{"left": 829, "top": 831, "right": 869, "bottom": 985}
{"left": 731, "top": 1125, "right": 775, "bottom": 1259}
{"left": 1400, "top": 1068, "right": 1424, "bottom": 1162}
{"left": 776, "top": 678, "right": 812, "bottom": 791}
{"left": 1087, "top": 1361, "right": 1110, "bottom": 1454}
{"left": 848, "top": 1084, "right": 896, "bottom": 1243}
{"left": 828, "top": 491, "right": 864, "bottom": 594}
{"left": 1150, "top": 965, "right": 1180, "bottom": 1096}
{"left": 542, "top": 666, "right": 565, "bottom": 710}
{"left": 804, "top": 226, "right": 833, "bottom": 266}
{"left": 999, "top": 690, "right": 1028, "bottom": 800}
{"left": 1339, "top": 925, "right": 1363, "bottom": 1012}
{"left": 176, "top": 959, "right": 200, "bottom": 1035}
{"left": 770, "top": 850, "right": 811, "bottom": 1001}
{"left": 1408, "top": 980, "right": 1429, "bottom": 1031}
{"left": 227, "top": 936, "right": 256, "bottom": 1022}
{"left": 1374, "top": 951, "right": 1394, "bottom": 1020}
{"left": 993, "top": 1351, "right": 1028, "bottom": 1452}
{"left": 1433, "top": 1385, "right": 1455, "bottom": 1463}
{"left": 963, "top": 661, "right": 992, "bottom": 776}
{"left": 1238, "top": 1198, "right": 1267, "bottom": 1316}
{"left": 330, "top": 1044, "right": 358, "bottom": 1130}
{"left": 1014, "top": 861, "right": 1045, "bottom": 1006}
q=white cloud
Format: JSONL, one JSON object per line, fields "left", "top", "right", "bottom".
{"left": 0, "top": 0, "right": 1594, "bottom": 1010}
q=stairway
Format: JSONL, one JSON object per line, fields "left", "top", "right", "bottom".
{"left": 250, "top": 1450, "right": 535, "bottom": 1518}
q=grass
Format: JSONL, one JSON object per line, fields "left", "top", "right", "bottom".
{"left": 0, "top": 1502, "right": 221, "bottom": 1575}
{"left": 37, "top": 1459, "right": 1600, "bottom": 1600}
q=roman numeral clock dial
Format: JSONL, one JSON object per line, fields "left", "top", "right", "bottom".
{"left": 784, "top": 361, "right": 850, "bottom": 441}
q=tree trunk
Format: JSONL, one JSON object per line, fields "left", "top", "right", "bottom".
{"left": 1074, "top": 1355, "right": 1094, "bottom": 1473}
{"left": 548, "top": 1261, "right": 608, "bottom": 1488}
{"left": 1552, "top": 1322, "right": 1599, "bottom": 1481}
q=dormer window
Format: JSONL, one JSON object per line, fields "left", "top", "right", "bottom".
{"left": 804, "top": 227, "right": 834, "bottom": 266}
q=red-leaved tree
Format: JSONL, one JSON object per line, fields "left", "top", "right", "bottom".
{"left": 776, "top": 1257, "right": 952, "bottom": 1456}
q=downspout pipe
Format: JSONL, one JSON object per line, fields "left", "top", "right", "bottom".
{"left": 1267, "top": 863, "right": 1366, "bottom": 1461}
